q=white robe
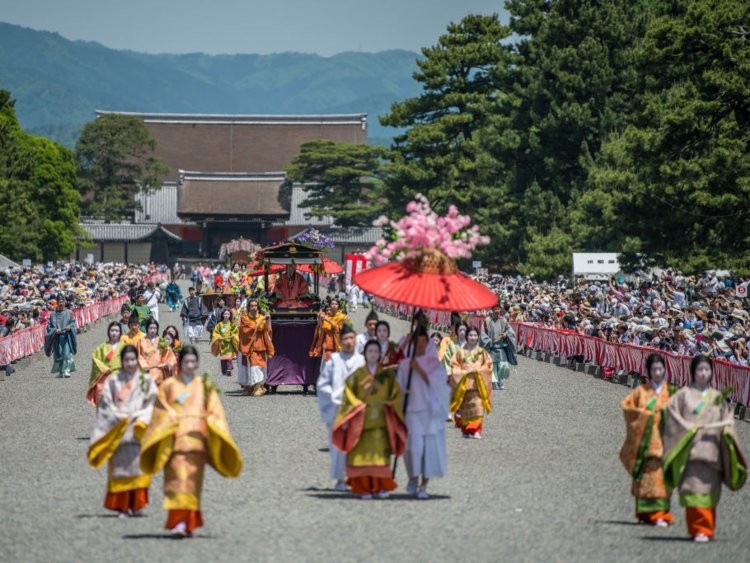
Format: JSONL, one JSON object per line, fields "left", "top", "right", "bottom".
{"left": 355, "top": 331, "right": 375, "bottom": 355}
{"left": 316, "top": 350, "right": 365, "bottom": 480}
{"left": 396, "top": 345, "right": 450, "bottom": 479}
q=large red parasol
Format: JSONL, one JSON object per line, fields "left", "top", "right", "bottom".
{"left": 353, "top": 249, "right": 497, "bottom": 312}
{"left": 298, "top": 258, "right": 343, "bottom": 275}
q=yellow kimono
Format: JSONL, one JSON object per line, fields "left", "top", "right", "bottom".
{"left": 88, "top": 341, "right": 122, "bottom": 407}
{"left": 120, "top": 330, "right": 144, "bottom": 348}
{"left": 450, "top": 347, "right": 493, "bottom": 436}
{"left": 332, "top": 366, "right": 406, "bottom": 494}
{"left": 140, "top": 372, "right": 242, "bottom": 531}
{"left": 87, "top": 370, "right": 157, "bottom": 513}
{"left": 211, "top": 321, "right": 239, "bottom": 359}
{"left": 619, "top": 381, "right": 673, "bottom": 522}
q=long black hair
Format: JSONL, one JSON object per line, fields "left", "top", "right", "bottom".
{"left": 106, "top": 320, "right": 122, "bottom": 341}
{"left": 645, "top": 353, "right": 665, "bottom": 379}
{"left": 179, "top": 344, "right": 200, "bottom": 366}
{"left": 120, "top": 344, "right": 138, "bottom": 364}
{"left": 363, "top": 339, "right": 382, "bottom": 361}
{"left": 689, "top": 354, "right": 713, "bottom": 383}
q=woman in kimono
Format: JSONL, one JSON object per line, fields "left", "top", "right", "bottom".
{"left": 310, "top": 299, "right": 350, "bottom": 365}
{"left": 140, "top": 346, "right": 243, "bottom": 538}
{"left": 87, "top": 322, "right": 123, "bottom": 406}
{"left": 619, "top": 353, "right": 674, "bottom": 526}
{"left": 376, "top": 321, "right": 405, "bottom": 370}
{"left": 450, "top": 326, "right": 493, "bottom": 439}
{"left": 162, "top": 325, "right": 182, "bottom": 354}
{"left": 165, "top": 280, "right": 183, "bottom": 312}
{"left": 44, "top": 295, "right": 77, "bottom": 378}
{"left": 397, "top": 327, "right": 450, "bottom": 499}
{"left": 438, "top": 321, "right": 467, "bottom": 375}
{"left": 87, "top": 345, "right": 157, "bottom": 517}
{"left": 332, "top": 340, "right": 406, "bottom": 499}
{"left": 137, "top": 318, "right": 177, "bottom": 386}
{"left": 663, "top": 354, "right": 746, "bottom": 542}
{"left": 211, "top": 308, "right": 239, "bottom": 377}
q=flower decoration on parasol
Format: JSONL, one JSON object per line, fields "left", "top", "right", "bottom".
{"left": 291, "top": 228, "right": 335, "bottom": 249}
{"left": 354, "top": 194, "right": 497, "bottom": 312}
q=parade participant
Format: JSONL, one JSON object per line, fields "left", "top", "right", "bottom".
{"left": 162, "top": 325, "right": 181, "bottom": 352}
{"left": 211, "top": 308, "right": 239, "bottom": 377}
{"left": 663, "top": 354, "right": 747, "bottom": 542}
{"left": 332, "top": 340, "right": 406, "bottom": 499}
{"left": 131, "top": 294, "right": 152, "bottom": 332}
{"left": 356, "top": 310, "right": 379, "bottom": 355}
{"left": 140, "top": 346, "right": 243, "bottom": 538}
{"left": 205, "top": 296, "right": 227, "bottom": 336}
{"left": 180, "top": 286, "right": 208, "bottom": 345}
{"left": 142, "top": 282, "right": 161, "bottom": 323}
{"left": 118, "top": 304, "right": 132, "bottom": 336}
{"left": 87, "top": 345, "right": 157, "bottom": 518}
{"left": 375, "top": 320, "right": 404, "bottom": 370}
{"left": 165, "top": 280, "right": 183, "bottom": 312}
{"left": 310, "top": 299, "right": 350, "bottom": 366}
{"left": 450, "top": 326, "right": 493, "bottom": 439}
{"left": 238, "top": 298, "right": 274, "bottom": 396}
{"left": 44, "top": 295, "right": 77, "bottom": 378}
{"left": 430, "top": 332, "right": 442, "bottom": 348}
{"left": 87, "top": 321, "right": 123, "bottom": 406}
{"left": 480, "top": 306, "right": 517, "bottom": 390}
{"left": 120, "top": 315, "right": 144, "bottom": 347}
{"left": 619, "top": 353, "right": 674, "bottom": 527}
{"left": 272, "top": 263, "right": 310, "bottom": 308}
{"left": 438, "top": 321, "right": 467, "bottom": 374}
{"left": 317, "top": 324, "right": 364, "bottom": 492}
{"left": 397, "top": 327, "right": 450, "bottom": 499}
{"left": 137, "top": 318, "right": 176, "bottom": 386}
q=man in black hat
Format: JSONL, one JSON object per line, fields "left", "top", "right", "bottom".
{"left": 356, "top": 310, "right": 379, "bottom": 355}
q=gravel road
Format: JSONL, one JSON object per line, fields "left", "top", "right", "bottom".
{"left": 1, "top": 290, "right": 748, "bottom": 562}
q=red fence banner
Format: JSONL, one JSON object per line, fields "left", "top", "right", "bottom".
{"left": 0, "top": 295, "right": 130, "bottom": 366}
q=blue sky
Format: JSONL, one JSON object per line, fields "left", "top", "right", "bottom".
{"left": 1, "top": 0, "right": 509, "bottom": 56}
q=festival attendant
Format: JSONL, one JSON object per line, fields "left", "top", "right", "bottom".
{"left": 211, "top": 308, "right": 239, "bottom": 377}
{"left": 137, "top": 318, "right": 176, "bottom": 386}
{"left": 237, "top": 298, "right": 274, "bottom": 396}
{"left": 450, "top": 326, "right": 493, "bottom": 439}
{"left": 87, "top": 321, "right": 123, "bottom": 406}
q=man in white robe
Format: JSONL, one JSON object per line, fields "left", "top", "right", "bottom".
{"left": 396, "top": 328, "right": 450, "bottom": 499}
{"left": 142, "top": 282, "right": 161, "bottom": 323}
{"left": 316, "top": 324, "right": 364, "bottom": 491}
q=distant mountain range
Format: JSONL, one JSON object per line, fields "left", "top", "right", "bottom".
{"left": 0, "top": 22, "right": 421, "bottom": 147}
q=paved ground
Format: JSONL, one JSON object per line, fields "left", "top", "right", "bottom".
{"left": 1, "top": 289, "right": 749, "bottom": 562}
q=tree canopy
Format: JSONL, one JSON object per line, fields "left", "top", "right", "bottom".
{"left": 0, "top": 89, "right": 82, "bottom": 262}
{"left": 75, "top": 113, "right": 168, "bottom": 222}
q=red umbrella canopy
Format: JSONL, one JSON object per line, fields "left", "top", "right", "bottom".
{"left": 354, "top": 250, "right": 497, "bottom": 312}
{"left": 298, "top": 258, "right": 344, "bottom": 275}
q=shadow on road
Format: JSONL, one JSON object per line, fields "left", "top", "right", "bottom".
{"left": 75, "top": 513, "right": 120, "bottom": 519}
{"left": 640, "top": 536, "right": 697, "bottom": 542}
{"left": 600, "top": 520, "right": 643, "bottom": 527}
{"left": 304, "top": 491, "right": 451, "bottom": 501}
{"left": 121, "top": 533, "right": 216, "bottom": 540}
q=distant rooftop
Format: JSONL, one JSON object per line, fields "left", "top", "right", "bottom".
{"left": 96, "top": 110, "right": 367, "bottom": 126}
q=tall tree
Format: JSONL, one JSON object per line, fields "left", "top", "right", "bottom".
{"left": 75, "top": 114, "right": 168, "bottom": 221}
{"left": 495, "top": 0, "right": 650, "bottom": 275}
{"left": 286, "top": 140, "right": 385, "bottom": 227}
{"left": 577, "top": 0, "right": 750, "bottom": 272}
{"left": 379, "top": 14, "right": 515, "bottom": 268}
{"left": 0, "top": 89, "right": 82, "bottom": 261}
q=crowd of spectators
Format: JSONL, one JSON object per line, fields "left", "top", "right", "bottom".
{"left": 0, "top": 262, "right": 166, "bottom": 370}
{"left": 477, "top": 270, "right": 750, "bottom": 366}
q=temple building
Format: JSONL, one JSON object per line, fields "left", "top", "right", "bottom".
{"left": 77, "top": 111, "right": 381, "bottom": 263}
